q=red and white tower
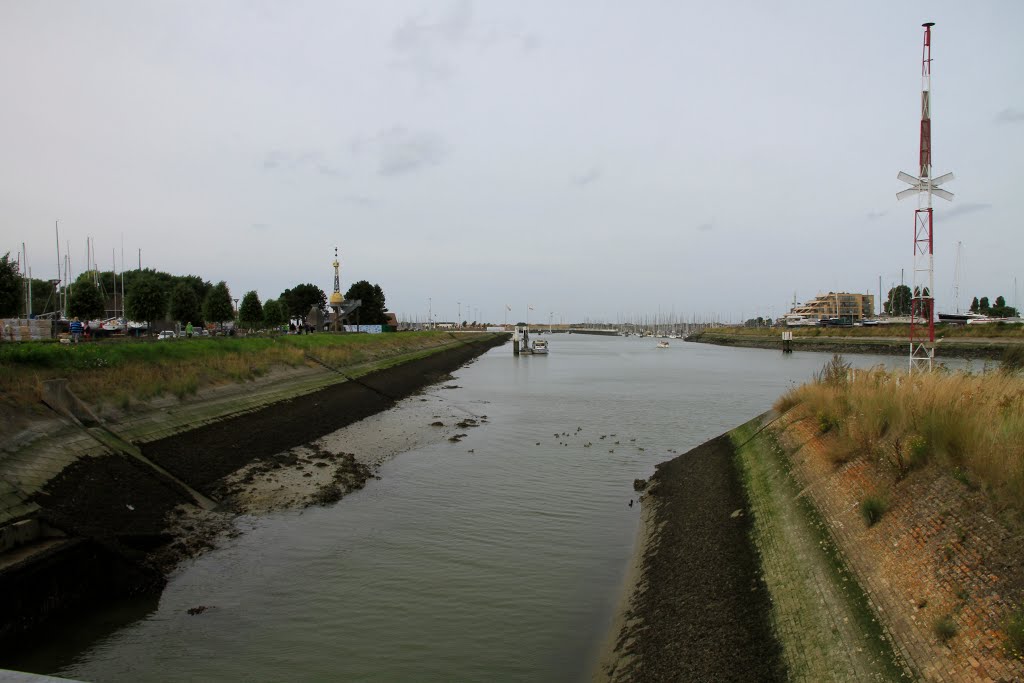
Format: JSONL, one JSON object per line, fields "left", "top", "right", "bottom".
{"left": 897, "top": 22, "right": 954, "bottom": 373}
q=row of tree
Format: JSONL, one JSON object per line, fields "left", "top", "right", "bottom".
{"left": 969, "top": 296, "right": 1018, "bottom": 318}
{"left": 1, "top": 253, "right": 391, "bottom": 329}
{"left": 882, "top": 285, "right": 1018, "bottom": 317}
{"left": 238, "top": 280, "right": 389, "bottom": 328}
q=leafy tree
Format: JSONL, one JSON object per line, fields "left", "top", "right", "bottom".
{"left": 884, "top": 285, "right": 912, "bottom": 316}
{"left": 0, "top": 253, "right": 22, "bottom": 316}
{"left": 125, "top": 275, "right": 169, "bottom": 328}
{"left": 203, "top": 281, "right": 234, "bottom": 326}
{"left": 238, "top": 290, "right": 263, "bottom": 328}
{"left": 75, "top": 269, "right": 211, "bottom": 312}
{"left": 169, "top": 282, "right": 202, "bottom": 325}
{"left": 280, "top": 283, "right": 326, "bottom": 323}
{"left": 979, "top": 296, "right": 990, "bottom": 314}
{"left": 344, "top": 280, "right": 388, "bottom": 324}
{"left": 68, "top": 281, "right": 106, "bottom": 320}
{"left": 175, "top": 274, "right": 212, "bottom": 305}
{"left": 262, "top": 298, "right": 286, "bottom": 327}
{"left": 970, "top": 296, "right": 980, "bottom": 313}
{"left": 990, "top": 296, "right": 1018, "bottom": 318}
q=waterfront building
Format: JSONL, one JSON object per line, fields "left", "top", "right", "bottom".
{"left": 786, "top": 292, "right": 875, "bottom": 322}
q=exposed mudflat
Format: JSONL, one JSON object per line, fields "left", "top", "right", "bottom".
{"left": 215, "top": 387, "right": 487, "bottom": 514}
{"left": 600, "top": 434, "right": 786, "bottom": 682}
{"left": 26, "top": 335, "right": 506, "bottom": 577}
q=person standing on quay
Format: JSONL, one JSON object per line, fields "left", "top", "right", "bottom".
{"left": 186, "top": 321, "right": 194, "bottom": 338}
{"left": 70, "top": 317, "right": 83, "bottom": 344}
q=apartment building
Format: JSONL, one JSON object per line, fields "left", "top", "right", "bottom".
{"left": 786, "top": 292, "right": 875, "bottom": 322}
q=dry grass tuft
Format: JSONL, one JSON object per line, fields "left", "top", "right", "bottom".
{"left": 774, "top": 358, "right": 1024, "bottom": 511}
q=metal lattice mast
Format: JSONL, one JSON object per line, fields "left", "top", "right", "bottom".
{"left": 332, "top": 247, "right": 341, "bottom": 296}
{"left": 897, "top": 22, "right": 954, "bottom": 373}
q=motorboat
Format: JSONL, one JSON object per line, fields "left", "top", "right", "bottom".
{"left": 532, "top": 339, "right": 549, "bottom": 354}
{"left": 656, "top": 340, "right": 669, "bottom": 349}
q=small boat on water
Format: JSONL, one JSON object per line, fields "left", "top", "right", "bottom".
{"left": 656, "top": 340, "right": 669, "bottom": 349}
{"left": 532, "top": 339, "right": 549, "bottom": 354}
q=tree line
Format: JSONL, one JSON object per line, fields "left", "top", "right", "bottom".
{"left": 883, "top": 284, "right": 1018, "bottom": 317}
{"left": 0, "top": 252, "right": 390, "bottom": 329}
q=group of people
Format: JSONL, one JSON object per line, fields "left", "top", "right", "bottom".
{"left": 65, "top": 319, "right": 215, "bottom": 343}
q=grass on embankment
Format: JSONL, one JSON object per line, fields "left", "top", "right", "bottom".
{"left": 775, "top": 355, "right": 1024, "bottom": 514}
{"left": 0, "top": 331, "right": 484, "bottom": 409}
{"left": 731, "top": 419, "right": 908, "bottom": 680}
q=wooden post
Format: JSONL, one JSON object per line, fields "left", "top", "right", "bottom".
{"left": 782, "top": 330, "right": 793, "bottom": 353}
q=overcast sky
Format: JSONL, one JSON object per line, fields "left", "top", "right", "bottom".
{"left": 2, "top": 1, "right": 1022, "bottom": 324}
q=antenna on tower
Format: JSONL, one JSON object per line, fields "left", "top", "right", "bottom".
{"left": 896, "top": 21, "right": 954, "bottom": 373}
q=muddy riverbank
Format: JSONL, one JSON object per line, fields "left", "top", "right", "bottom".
{"left": 598, "top": 433, "right": 786, "bottom": 682}
{"left": 0, "top": 333, "right": 507, "bottom": 648}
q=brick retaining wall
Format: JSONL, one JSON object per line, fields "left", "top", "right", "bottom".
{"left": 773, "top": 411, "right": 1024, "bottom": 682}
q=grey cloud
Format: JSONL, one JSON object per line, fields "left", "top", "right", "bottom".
{"left": 316, "top": 163, "right": 343, "bottom": 177}
{"left": 262, "top": 150, "right": 343, "bottom": 177}
{"left": 263, "top": 150, "right": 288, "bottom": 169}
{"left": 393, "top": 0, "right": 473, "bottom": 51}
{"left": 943, "top": 202, "right": 992, "bottom": 221}
{"left": 995, "top": 108, "right": 1024, "bottom": 124}
{"left": 375, "top": 127, "right": 448, "bottom": 176}
{"left": 251, "top": 222, "right": 270, "bottom": 232}
{"left": 390, "top": 1, "right": 539, "bottom": 83}
{"left": 696, "top": 221, "right": 715, "bottom": 232}
{"left": 866, "top": 210, "right": 887, "bottom": 221}
{"left": 345, "top": 195, "right": 378, "bottom": 208}
{"left": 391, "top": 1, "right": 473, "bottom": 82}
{"left": 571, "top": 167, "right": 602, "bottom": 187}
{"left": 520, "top": 34, "right": 542, "bottom": 52}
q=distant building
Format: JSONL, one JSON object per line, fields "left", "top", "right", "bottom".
{"left": 786, "top": 292, "right": 875, "bottom": 322}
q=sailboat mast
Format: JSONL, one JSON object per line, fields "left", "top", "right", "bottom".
{"left": 55, "top": 220, "right": 62, "bottom": 316}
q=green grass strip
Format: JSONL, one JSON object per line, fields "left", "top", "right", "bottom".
{"left": 731, "top": 418, "right": 910, "bottom": 681}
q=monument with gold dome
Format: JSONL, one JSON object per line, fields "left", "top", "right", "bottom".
{"left": 330, "top": 247, "right": 344, "bottom": 331}
{"left": 328, "top": 247, "right": 361, "bottom": 331}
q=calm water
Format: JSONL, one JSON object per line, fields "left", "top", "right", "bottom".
{"left": 15, "top": 337, "right": 922, "bottom": 682}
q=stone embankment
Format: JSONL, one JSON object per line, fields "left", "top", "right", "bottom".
{"left": 768, "top": 409, "right": 1024, "bottom": 682}
{"left": 687, "top": 330, "right": 1022, "bottom": 360}
{"left": 0, "top": 332, "right": 508, "bottom": 648}
{"left": 600, "top": 411, "right": 1023, "bottom": 682}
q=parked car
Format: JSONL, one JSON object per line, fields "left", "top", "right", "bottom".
{"left": 157, "top": 330, "right": 177, "bottom": 340}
